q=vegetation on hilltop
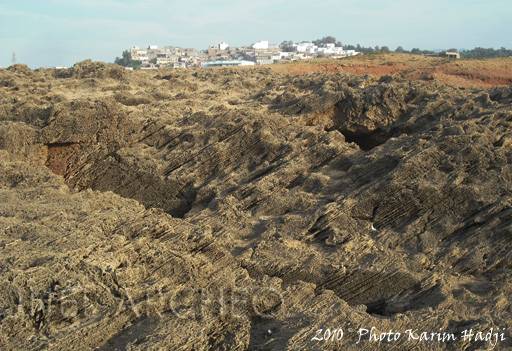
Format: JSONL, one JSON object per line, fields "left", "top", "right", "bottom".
{"left": 114, "top": 50, "right": 142, "bottom": 69}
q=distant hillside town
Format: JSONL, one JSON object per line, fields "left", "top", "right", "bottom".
{"left": 113, "top": 34, "right": 512, "bottom": 70}
{"left": 115, "top": 38, "right": 360, "bottom": 69}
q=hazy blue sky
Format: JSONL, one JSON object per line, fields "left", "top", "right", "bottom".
{"left": 0, "top": 0, "right": 510, "bottom": 67}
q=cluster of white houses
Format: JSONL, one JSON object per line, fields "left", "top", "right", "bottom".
{"left": 129, "top": 40, "right": 360, "bottom": 69}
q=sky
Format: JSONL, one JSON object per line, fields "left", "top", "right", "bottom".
{"left": 0, "top": 0, "right": 510, "bottom": 68}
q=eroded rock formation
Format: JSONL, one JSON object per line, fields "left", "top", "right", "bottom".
{"left": 1, "top": 62, "right": 511, "bottom": 350}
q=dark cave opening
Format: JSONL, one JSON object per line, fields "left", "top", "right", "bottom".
{"left": 340, "top": 128, "right": 393, "bottom": 151}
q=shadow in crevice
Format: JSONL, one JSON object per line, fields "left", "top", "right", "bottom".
{"left": 366, "top": 283, "right": 446, "bottom": 317}
{"left": 97, "top": 316, "right": 160, "bottom": 351}
{"left": 248, "top": 316, "right": 309, "bottom": 351}
{"left": 45, "top": 146, "right": 197, "bottom": 219}
{"left": 340, "top": 128, "right": 395, "bottom": 151}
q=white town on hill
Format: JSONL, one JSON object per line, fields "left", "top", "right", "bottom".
{"left": 122, "top": 40, "right": 360, "bottom": 69}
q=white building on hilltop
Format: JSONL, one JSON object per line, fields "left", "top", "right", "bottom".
{"left": 218, "top": 41, "right": 229, "bottom": 50}
{"left": 294, "top": 42, "right": 318, "bottom": 54}
{"left": 317, "top": 43, "right": 343, "bottom": 56}
{"left": 252, "top": 40, "right": 269, "bottom": 50}
{"left": 315, "top": 43, "right": 360, "bottom": 57}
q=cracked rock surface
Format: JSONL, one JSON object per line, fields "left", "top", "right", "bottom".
{"left": 1, "top": 61, "right": 512, "bottom": 350}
